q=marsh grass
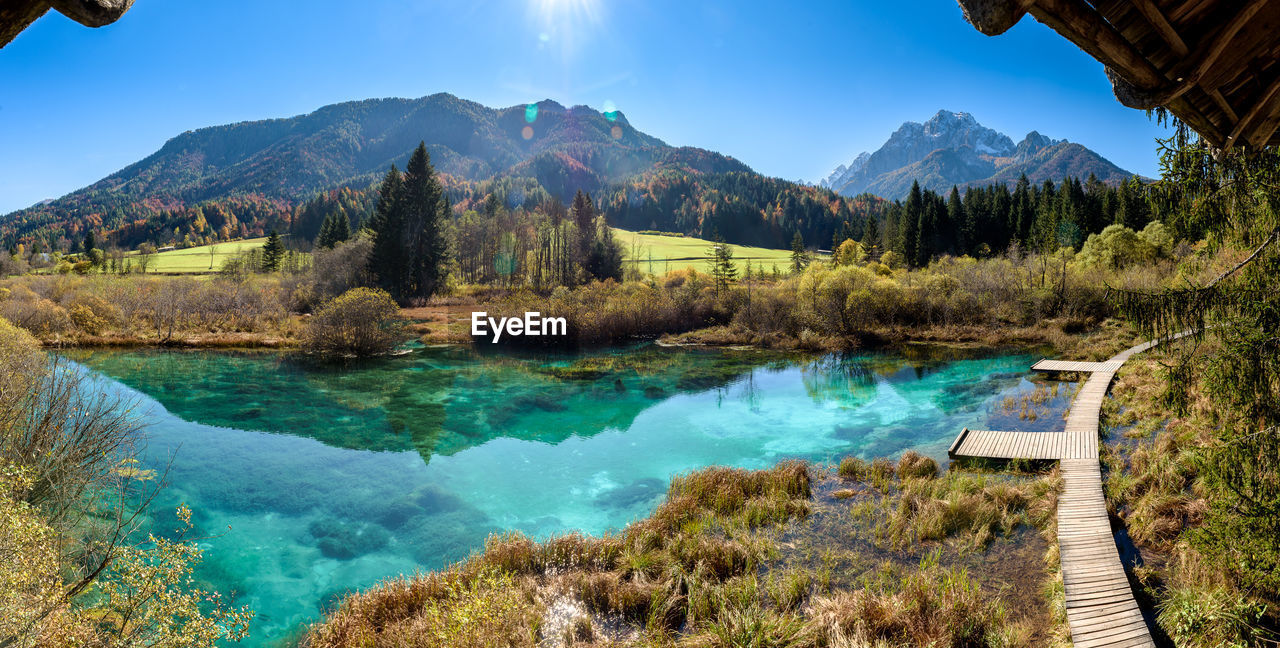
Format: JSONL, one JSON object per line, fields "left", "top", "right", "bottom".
{"left": 305, "top": 458, "right": 1059, "bottom": 648}
{"left": 1103, "top": 353, "right": 1278, "bottom": 646}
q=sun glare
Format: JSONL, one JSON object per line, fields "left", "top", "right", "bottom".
{"left": 530, "top": 0, "right": 603, "bottom": 57}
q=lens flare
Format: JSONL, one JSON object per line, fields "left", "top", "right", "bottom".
{"left": 530, "top": 0, "right": 602, "bottom": 59}
{"left": 525, "top": 103, "right": 538, "bottom": 123}
{"left": 610, "top": 125, "right": 622, "bottom": 140}
{"left": 521, "top": 126, "right": 534, "bottom": 140}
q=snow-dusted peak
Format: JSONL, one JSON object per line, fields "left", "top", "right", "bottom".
{"left": 820, "top": 109, "right": 1130, "bottom": 199}
{"left": 820, "top": 151, "right": 869, "bottom": 189}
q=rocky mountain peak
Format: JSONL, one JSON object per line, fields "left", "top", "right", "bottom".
{"left": 1014, "top": 130, "right": 1063, "bottom": 161}
{"left": 821, "top": 110, "right": 1132, "bottom": 199}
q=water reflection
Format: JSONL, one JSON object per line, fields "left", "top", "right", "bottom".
{"left": 68, "top": 343, "right": 1071, "bottom": 647}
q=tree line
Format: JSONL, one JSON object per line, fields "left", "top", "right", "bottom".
{"left": 860, "top": 174, "right": 1158, "bottom": 268}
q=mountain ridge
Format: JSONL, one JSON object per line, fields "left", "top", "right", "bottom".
{"left": 0, "top": 92, "right": 871, "bottom": 252}
{"left": 821, "top": 110, "right": 1134, "bottom": 199}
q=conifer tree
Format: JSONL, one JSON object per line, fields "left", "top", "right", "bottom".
{"left": 863, "top": 214, "right": 881, "bottom": 260}
{"left": 401, "top": 142, "right": 449, "bottom": 300}
{"left": 571, "top": 189, "right": 596, "bottom": 273}
{"left": 902, "top": 181, "right": 922, "bottom": 266}
{"left": 333, "top": 210, "right": 351, "bottom": 245}
{"left": 707, "top": 234, "right": 738, "bottom": 295}
{"left": 947, "top": 187, "right": 967, "bottom": 255}
{"left": 261, "top": 229, "right": 284, "bottom": 272}
{"left": 789, "top": 231, "right": 809, "bottom": 273}
{"left": 586, "top": 223, "right": 624, "bottom": 282}
{"left": 368, "top": 165, "right": 407, "bottom": 297}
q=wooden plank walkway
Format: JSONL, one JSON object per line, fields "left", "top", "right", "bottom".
{"left": 1031, "top": 359, "right": 1124, "bottom": 374}
{"left": 950, "top": 429, "right": 1068, "bottom": 460}
{"left": 947, "top": 334, "right": 1189, "bottom": 648}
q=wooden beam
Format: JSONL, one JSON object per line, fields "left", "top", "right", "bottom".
{"left": 1158, "top": 0, "right": 1270, "bottom": 105}
{"left": 1025, "top": 0, "right": 1168, "bottom": 88}
{"left": 1225, "top": 72, "right": 1280, "bottom": 150}
{"left": 1248, "top": 117, "right": 1280, "bottom": 149}
{"left": 1210, "top": 88, "right": 1240, "bottom": 124}
{"left": 1131, "top": 0, "right": 1189, "bottom": 56}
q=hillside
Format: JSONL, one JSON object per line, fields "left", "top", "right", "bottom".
{"left": 2, "top": 93, "right": 875, "bottom": 252}
{"left": 0, "top": 94, "right": 751, "bottom": 248}
{"left": 821, "top": 110, "right": 1134, "bottom": 199}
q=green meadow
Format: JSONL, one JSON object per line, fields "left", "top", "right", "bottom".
{"left": 613, "top": 228, "right": 826, "bottom": 275}
{"left": 134, "top": 237, "right": 268, "bottom": 274}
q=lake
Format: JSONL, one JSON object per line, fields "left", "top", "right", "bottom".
{"left": 70, "top": 343, "right": 1072, "bottom": 646}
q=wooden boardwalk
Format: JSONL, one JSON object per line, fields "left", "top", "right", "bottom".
{"left": 948, "top": 336, "right": 1187, "bottom": 648}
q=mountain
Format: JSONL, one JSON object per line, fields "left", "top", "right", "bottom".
{"left": 821, "top": 110, "right": 1134, "bottom": 199}
{"left": 0, "top": 94, "right": 748, "bottom": 241}
{"left": 2, "top": 93, "right": 870, "bottom": 251}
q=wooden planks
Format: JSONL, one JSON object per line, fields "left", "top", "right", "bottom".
{"left": 1031, "top": 358, "right": 1124, "bottom": 373}
{"left": 1056, "top": 354, "right": 1155, "bottom": 648}
{"left": 945, "top": 335, "right": 1192, "bottom": 648}
{"left": 949, "top": 429, "right": 1068, "bottom": 460}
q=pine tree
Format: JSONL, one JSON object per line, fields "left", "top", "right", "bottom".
{"left": 707, "top": 234, "right": 738, "bottom": 295}
{"left": 317, "top": 211, "right": 352, "bottom": 249}
{"left": 947, "top": 187, "right": 967, "bottom": 255}
{"left": 571, "top": 189, "right": 596, "bottom": 276}
{"left": 401, "top": 142, "right": 449, "bottom": 300}
{"left": 333, "top": 210, "right": 351, "bottom": 245}
{"left": 1011, "top": 174, "right": 1034, "bottom": 247}
{"left": 83, "top": 230, "right": 96, "bottom": 257}
{"left": 789, "top": 231, "right": 809, "bottom": 273}
{"left": 864, "top": 215, "right": 881, "bottom": 260}
{"left": 317, "top": 214, "right": 335, "bottom": 249}
{"left": 587, "top": 223, "right": 624, "bottom": 282}
{"left": 261, "top": 229, "right": 284, "bottom": 272}
{"left": 902, "top": 181, "right": 922, "bottom": 267}
{"left": 368, "top": 165, "right": 407, "bottom": 297}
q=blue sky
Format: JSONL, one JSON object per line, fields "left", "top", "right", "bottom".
{"left": 0, "top": 0, "right": 1172, "bottom": 214}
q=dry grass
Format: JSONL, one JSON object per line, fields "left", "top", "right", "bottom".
{"left": 809, "top": 557, "right": 1028, "bottom": 648}
{"left": 303, "top": 458, "right": 1058, "bottom": 648}
{"left": 1103, "top": 351, "right": 1276, "bottom": 645}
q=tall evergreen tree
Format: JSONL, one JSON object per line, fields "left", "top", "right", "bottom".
{"left": 947, "top": 187, "right": 967, "bottom": 255}
{"left": 368, "top": 165, "right": 407, "bottom": 297}
{"left": 863, "top": 214, "right": 881, "bottom": 260}
{"left": 707, "top": 234, "right": 738, "bottom": 295}
{"left": 400, "top": 142, "right": 450, "bottom": 300}
{"left": 789, "top": 231, "right": 809, "bottom": 273}
{"left": 586, "top": 224, "right": 624, "bottom": 282}
{"left": 901, "top": 181, "right": 923, "bottom": 267}
{"left": 1011, "top": 174, "right": 1034, "bottom": 248}
{"left": 333, "top": 210, "right": 351, "bottom": 244}
{"left": 571, "top": 189, "right": 596, "bottom": 271}
{"left": 261, "top": 229, "right": 284, "bottom": 272}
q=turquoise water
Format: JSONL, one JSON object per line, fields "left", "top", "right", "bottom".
{"left": 71, "top": 344, "right": 1070, "bottom": 646}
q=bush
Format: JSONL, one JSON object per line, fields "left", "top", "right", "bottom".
{"left": 0, "top": 286, "right": 71, "bottom": 335}
{"left": 896, "top": 451, "right": 938, "bottom": 480}
{"left": 302, "top": 287, "right": 406, "bottom": 356}
{"left": 837, "top": 456, "right": 868, "bottom": 480}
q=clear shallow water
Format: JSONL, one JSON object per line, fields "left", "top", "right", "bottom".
{"left": 70, "top": 344, "right": 1071, "bottom": 646}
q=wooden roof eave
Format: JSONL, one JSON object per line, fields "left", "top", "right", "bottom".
{"left": 956, "top": 0, "right": 1280, "bottom": 150}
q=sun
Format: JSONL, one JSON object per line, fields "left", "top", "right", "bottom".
{"left": 530, "top": 0, "right": 603, "bottom": 56}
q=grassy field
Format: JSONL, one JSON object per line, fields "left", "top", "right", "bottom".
{"left": 130, "top": 230, "right": 813, "bottom": 276}
{"left": 134, "top": 238, "right": 268, "bottom": 274}
{"left": 613, "top": 228, "right": 826, "bottom": 275}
